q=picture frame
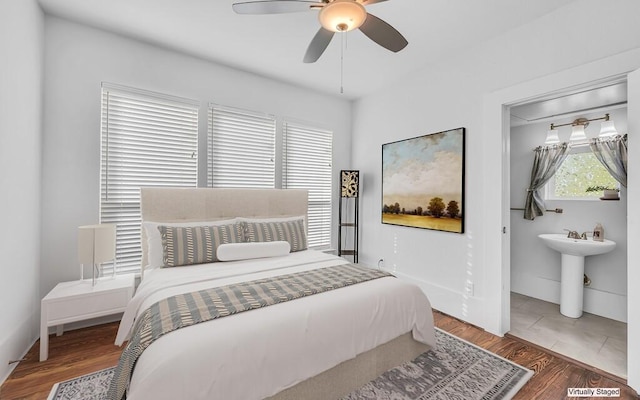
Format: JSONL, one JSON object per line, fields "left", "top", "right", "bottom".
{"left": 382, "top": 127, "right": 465, "bottom": 233}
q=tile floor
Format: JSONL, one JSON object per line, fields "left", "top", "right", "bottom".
{"left": 510, "top": 292, "right": 627, "bottom": 378}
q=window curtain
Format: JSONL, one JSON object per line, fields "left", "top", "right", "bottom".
{"left": 524, "top": 143, "right": 570, "bottom": 220}
{"left": 589, "top": 134, "right": 627, "bottom": 188}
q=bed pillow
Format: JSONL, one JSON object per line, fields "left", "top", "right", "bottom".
{"left": 217, "top": 241, "right": 291, "bottom": 262}
{"left": 143, "top": 219, "right": 237, "bottom": 269}
{"left": 158, "top": 223, "right": 243, "bottom": 267}
{"left": 243, "top": 218, "right": 307, "bottom": 252}
{"left": 236, "top": 216, "right": 306, "bottom": 242}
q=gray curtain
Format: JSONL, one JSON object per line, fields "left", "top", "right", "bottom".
{"left": 589, "top": 134, "right": 627, "bottom": 188}
{"left": 524, "top": 143, "right": 569, "bottom": 220}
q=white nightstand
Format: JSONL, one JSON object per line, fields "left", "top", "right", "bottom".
{"left": 40, "top": 275, "right": 134, "bottom": 361}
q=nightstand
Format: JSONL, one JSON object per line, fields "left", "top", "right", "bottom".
{"left": 40, "top": 274, "right": 134, "bottom": 361}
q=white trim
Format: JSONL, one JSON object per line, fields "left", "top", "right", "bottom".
{"left": 102, "top": 82, "right": 200, "bottom": 106}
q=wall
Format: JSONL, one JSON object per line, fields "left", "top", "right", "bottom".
{"left": 352, "top": 0, "right": 640, "bottom": 330}
{"left": 0, "top": 0, "right": 43, "bottom": 383}
{"left": 40, "top": 17, "right": 352, "bottom": 300}
{"left": 510, "top": 108, "right": 627, "bottom": 322}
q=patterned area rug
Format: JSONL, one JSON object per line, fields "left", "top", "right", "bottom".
{"left": 47, "top": 367, "right": 114, "bottom": 400}
{"left": 343, "top": 329, "right": 533, "bottom": 399}
{"left": 48, "top": 329, "right": 532, "bottom": 400}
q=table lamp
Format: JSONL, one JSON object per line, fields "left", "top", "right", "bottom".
{"left": 78, "top": 224, "right": 116, "bottom": 286}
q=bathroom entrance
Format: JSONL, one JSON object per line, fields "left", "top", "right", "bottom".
{"left": 508, "top": 82, "right": 628, "bottom": 378}
{"left": 481, "top": 56, "right": 640, "bottom": 392}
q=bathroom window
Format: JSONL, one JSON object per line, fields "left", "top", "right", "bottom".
{"left": 545, "top": 146, "right": 618, "bottom": 200}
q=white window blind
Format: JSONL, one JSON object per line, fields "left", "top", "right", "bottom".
{"left": 207, "top": 105, "right": 276, "bottom": 188}
{"left": 282, "top": 121, "right": 333, "bottom": 248}
{"left": 100, "top": 83, "right": 199, "bottom": 274}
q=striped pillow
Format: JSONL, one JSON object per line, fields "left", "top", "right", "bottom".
{"left": 158, "top": 223, "right": 243, "bottom": 267}
{"left": 244, "top": 219, "right": 307, "bottom": 252}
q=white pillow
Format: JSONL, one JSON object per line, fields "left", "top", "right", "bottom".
{"left": 143, "top": 219, "right": 237, "bottom": 269}
{"left": 217, "top": 241, "right": 291, "bottom": 262}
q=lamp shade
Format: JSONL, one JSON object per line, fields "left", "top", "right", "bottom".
{"left": 341, "top": 170, "right": 359, "bottom": 198}
{"left": 599, "top": 120, "right": 618, "bottom": 137}
{"left": 318, "top": 0, "right": 366, "bottom": 32}
{"left": 544, "top": 129, "right": 560, "bottom": 145}
{"left": 569, "top": 124, "right": 587, "bottom": 142}
{"left": 78, "top": 224, "right": 116, "bottom": 265}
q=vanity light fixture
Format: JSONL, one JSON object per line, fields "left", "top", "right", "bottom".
{"left": 569, "top": 123, "right": 587, "bottom": 142}
{"left": 547, "top": 113, "right": 616, "bottom": 144}
{"left": 544, "top": 128, "right": 560, "bottom": 145}
{"left": 599, "top": 119, "right": 618, "bottom": 137}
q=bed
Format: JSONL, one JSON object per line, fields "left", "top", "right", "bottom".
{"left": 111, "top": 187, "right": 436, "bottom": 400}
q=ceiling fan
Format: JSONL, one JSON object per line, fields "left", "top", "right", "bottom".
{"left": 232, "top": 0, "right": 408, "bottom": 63}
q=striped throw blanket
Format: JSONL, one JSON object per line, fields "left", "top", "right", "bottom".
{"left": 107, "top": 263, "right": 392, "bottom": 400}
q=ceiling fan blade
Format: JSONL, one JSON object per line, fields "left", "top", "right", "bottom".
{"left": 359, "top": 12, "right": 408, "bottom": 52}
{"left": 303, "top": 28, "right": 335, "bottom": 63}
{"left": 232, "top": 0, "right": 322, "bottom": 15}
{"left": 362, "top": 0, "right": 388, "bottom": 4}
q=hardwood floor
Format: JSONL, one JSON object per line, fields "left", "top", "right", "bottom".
{"left": 1, "top": 323, "right": 122, "bottom": 400}
{"left": 1, "top": 311, "right": 638, "bottom": 399}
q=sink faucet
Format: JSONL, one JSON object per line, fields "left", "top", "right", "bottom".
{"left": 563, "top": 229, "right": 589, "bottom": 240}
{"left": 564, "top": 229, "right": 582, "bottom": 239}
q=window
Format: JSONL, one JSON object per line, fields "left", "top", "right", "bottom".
{"left": 283, "top": 121, "right": 333, "bottom": 248}
{"left": 546, "top": 146, "right": 618, "bottom": 200}
{"left": 206, "top": 106, "right": 334, "bottom": 249}
{"left": 100, "top": 83, "right": 199, "bottom": 274}
{"left": 207, "top": 105, "right": 276, "bottom": 188}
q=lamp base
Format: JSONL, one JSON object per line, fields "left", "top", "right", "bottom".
{"left": 92, "top": 263, "right": 101, "bottom": 286}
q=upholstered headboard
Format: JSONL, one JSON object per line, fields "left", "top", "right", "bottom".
{"left": 140, "top": 187, "right": 308, "bottom": 277}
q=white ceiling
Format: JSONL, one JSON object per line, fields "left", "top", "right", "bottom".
{"left": 38, "top": 0, "right": 577, "bottom": 100}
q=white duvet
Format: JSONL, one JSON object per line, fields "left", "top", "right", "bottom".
{"left": 115, "top": 250, "right": 435, "bottom": 400}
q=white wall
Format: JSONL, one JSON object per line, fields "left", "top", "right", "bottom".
{"left": 0, "top": 0, "right": 43, "bottom": 383}
{"left": 510, "top": 108, "right": 627, "bottom": 322}
{"left": 352, "top": 0, "right": 640, "bottom": 330}
{"left": 40, "top": 17, "right": 352, "bottom": 299}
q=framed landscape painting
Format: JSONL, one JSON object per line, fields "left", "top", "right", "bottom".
{"left": 382, "top": 127, "right": 465, "bottom": 233}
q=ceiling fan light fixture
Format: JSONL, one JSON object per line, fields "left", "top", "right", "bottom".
{"left": 318, "top": 0, "right": 367, "bottom": 32}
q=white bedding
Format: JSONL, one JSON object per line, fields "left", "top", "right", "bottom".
{"left": 115, "top": 250, "right": 435, "bottom": 400}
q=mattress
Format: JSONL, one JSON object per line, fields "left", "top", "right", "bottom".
{"left": 114, "top": 250, "right": 435, "bottom": 400}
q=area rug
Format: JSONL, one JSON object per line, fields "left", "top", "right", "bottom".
{"left": 48, "top": 329, "right": 532, "bottom": 400}
{"left": 343, "top": 329, "right": 533, "bottom": 399}
{"left": 47, "top": 367, "right": 114, "bottom": 400}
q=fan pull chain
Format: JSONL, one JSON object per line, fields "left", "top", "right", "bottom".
{"left": 340, "top": 32, "right": 345, "bottom": 94}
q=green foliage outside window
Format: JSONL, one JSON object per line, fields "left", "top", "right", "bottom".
{"left": 552, "top": 152, "right": 618, "bottom": 198}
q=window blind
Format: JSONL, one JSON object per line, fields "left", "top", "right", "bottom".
{"left": 282, "top": 121, "right": 333, "bottom": 248}
{"left": 207, "top": 105, "right": 276, "bottom": 188}
{"left": 100, "top": 83, "right": 199, "bottom": 274}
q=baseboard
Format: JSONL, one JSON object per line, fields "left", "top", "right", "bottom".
{"left": 0, "top": 318, "right": 38, "bottom": 388}
{"left": 390, "top": 270, "right": 485, "bottom": 329}
{"left": 511, "top": 272, "right": 627, "bottom": 322}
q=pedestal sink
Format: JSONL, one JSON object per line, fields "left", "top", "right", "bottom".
{"left": 538, "top": 233, "right": 616, "bottom": 318}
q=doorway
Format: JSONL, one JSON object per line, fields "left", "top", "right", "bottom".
{"left": 481, "top": 51, "right": 640, "bottom": 392}
{"left": 507, "top": 85, "right": 628, "bottom": 377}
